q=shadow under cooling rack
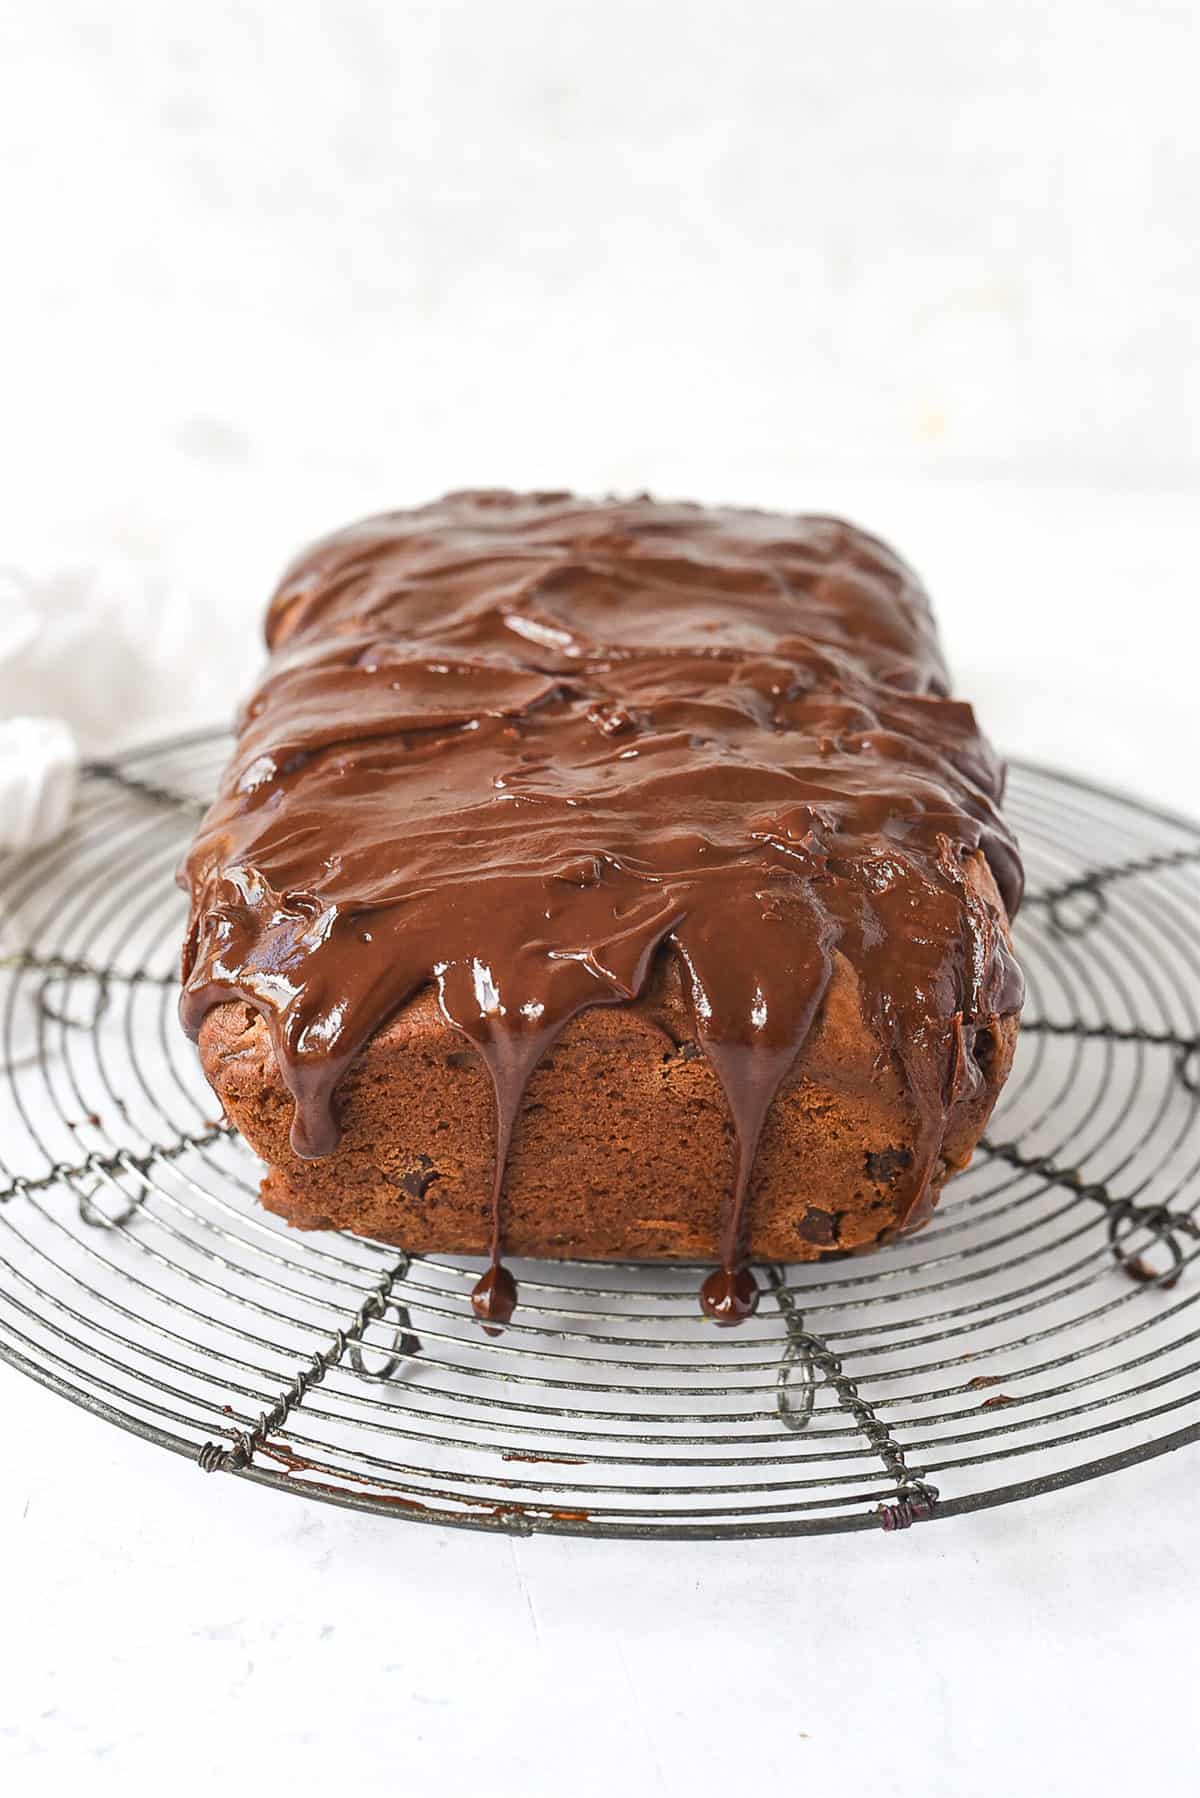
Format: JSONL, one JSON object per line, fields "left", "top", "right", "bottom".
{"left": 0, "top": 730, "right": 1198, "bottom": 1539}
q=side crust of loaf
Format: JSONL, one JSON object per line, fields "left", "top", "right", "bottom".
{"left": 200, "top": 853, "right": 1017, "bottom": 1262}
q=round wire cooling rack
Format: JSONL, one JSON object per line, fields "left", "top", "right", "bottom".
{"left": 1, "top": 729, "right": 1199, "bottom": 1541}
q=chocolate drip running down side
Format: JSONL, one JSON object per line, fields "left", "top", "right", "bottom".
{"left": 179, "top": 491, "right": 1024, "bottom": 1326}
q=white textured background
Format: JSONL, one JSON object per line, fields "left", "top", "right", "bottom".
{"left": 1, "top": 2, "right": 1197, "bottom": 787}
{"left": 1, "top": 4, "right": 1198, "bottom": 1795}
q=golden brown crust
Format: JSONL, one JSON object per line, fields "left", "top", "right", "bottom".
{"left": 201, "top": 851, "right": 1017, "bottom": 1261}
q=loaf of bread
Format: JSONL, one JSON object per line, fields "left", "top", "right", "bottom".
{"left": 180, "top": 492, "right": 1023, "bottom": 1324}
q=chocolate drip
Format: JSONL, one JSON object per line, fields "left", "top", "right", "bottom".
{"left": 434, "top": 963, "right": 561, "bottom": 1334}
{"left": 470, "top": 1263, "right": 518, "bottom": 1332}
{"left": 675, "top": 884, "right": 836, "bottom": 1318}
{"left": 179, "top": 491, "right": 1024, "bottom": 1325}
{"left": 460, "top": 1016, "right": 537, "bottom": 1334}
{"left": 699, "top": 1267, "right": 761, "bottom": 1325}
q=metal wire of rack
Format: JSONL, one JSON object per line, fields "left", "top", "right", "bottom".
{"left": 0, "top": 728, "right": 1198, "bottom": 1540}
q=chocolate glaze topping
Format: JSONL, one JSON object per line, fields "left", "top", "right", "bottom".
{"left": 180, "top": 491, "right": 1024, "bottom": 1325}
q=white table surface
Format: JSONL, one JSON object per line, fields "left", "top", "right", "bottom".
{"left": 2, "top": 479, "right": 1197, "bottom": 1798}
{"left": 3, "top": 1376, "right": 1197, "bottom": 1797}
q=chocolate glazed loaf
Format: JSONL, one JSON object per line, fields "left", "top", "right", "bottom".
{"left": 180, "top": 491, "right": 1024, "bottom": 1326}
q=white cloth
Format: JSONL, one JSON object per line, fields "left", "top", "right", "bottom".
{"left": 0, "top": 561, "right": 188, "bottom": 849}
{"left": 0, "top": 563, "right": 179, "bottom": 748}
{"left": 0, "top": 716, "right": 78, "bottom": 851}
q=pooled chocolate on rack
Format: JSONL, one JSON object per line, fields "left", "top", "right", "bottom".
{"left": 180, "top": 491, "right": 1024, "bottom": 1326}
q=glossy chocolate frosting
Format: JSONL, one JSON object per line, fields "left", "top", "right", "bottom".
{"left": 180, "top": 491, "right": 1024, "bottom": 1324}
